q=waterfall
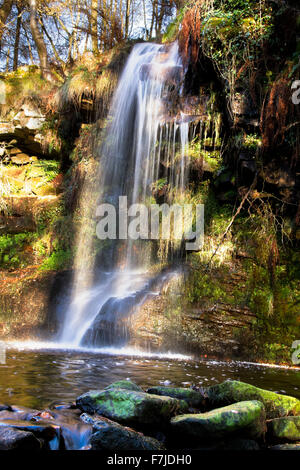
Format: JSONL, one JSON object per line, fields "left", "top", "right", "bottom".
{"left": 60, "top": 42, "right": 191, "bottom": 348}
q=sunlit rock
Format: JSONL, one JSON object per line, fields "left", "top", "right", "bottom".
{"left": 207, "top": 380, "right": 300, "bottom": 419}
{"left": 76, "top": 388, "right": 188, "bottom": 426}
{"left": 171, "top": 400, "right": 266, "bottom": 442}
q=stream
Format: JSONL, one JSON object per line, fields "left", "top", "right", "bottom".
{"left": 0, "top": 346, "right": 299, "bottom": 410}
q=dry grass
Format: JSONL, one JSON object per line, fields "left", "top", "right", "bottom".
{"left": 53, "top": 46, "right": 129, "bottom": 117}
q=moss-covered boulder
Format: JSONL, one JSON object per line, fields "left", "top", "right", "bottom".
{"left": 81, "top": 413, "right": 165, "bottom": 450}
{"left": 76, "top": 389, "right": 188, "bottom": 426}
{"left": 146, "top": 386, "right": 204, "bottom": 408}
{"left": 268, "top": 416, "right": 300, "bottom": 442}
{"left": 105, "top": 380, "right": 143, "bottom": 392}
{"left": 171, "top": 400, "right": 266, "bottom": 442}
{"left": 207, "top": 380, "right": 300, "bottom": 419}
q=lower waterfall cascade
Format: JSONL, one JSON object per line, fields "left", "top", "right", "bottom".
{"left": 59, "top": 42, "right": 200, "bottom": 348}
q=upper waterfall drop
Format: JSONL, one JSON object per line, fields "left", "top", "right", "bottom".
{"left": 60, "top": 42, "right": 191, "bottom": 347}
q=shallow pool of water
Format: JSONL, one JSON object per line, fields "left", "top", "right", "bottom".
{"left": 0, "top": 344, "right": 299, "bottom": 410}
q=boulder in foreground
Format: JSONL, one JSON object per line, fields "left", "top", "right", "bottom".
{"left": 171, "top": 400, "right": 266, "bottom": 442}
{"left": 207, "top": 380, "right": 300, "bottom": 419}
{"left": 0, "top": 426, "right": 41, "bottom": 450}
{"left": 76, "top": 388, "right": 188, "bottom": 426}
{"left": 81, "top": 413, "right": 165, "bottom": 450}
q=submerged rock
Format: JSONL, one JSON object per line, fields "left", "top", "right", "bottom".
{"left": 81, "top": 414, "right": 165, "bottom": 450}
{"left": 76, "top": 389, "right": 188, "bottom": 426}
{"left": 171, "top": 400, "right": 266, "bottom": 442}
{"left": 0, "top": 426, "right": 41, "bottom": 450}
{"left": 146, "top": 386, "right": 204, "bottom": 409}
{"left": 105, "top": 380, "right": 143, "bottom": 392}
{"left": 207, "top": 380, "right": 300, "bottom": 419}
{"left": 268, "top": 416, "right": 300, "bottom": 442}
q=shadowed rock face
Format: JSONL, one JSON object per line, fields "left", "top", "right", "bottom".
{"left": 0, "top": 102, "right": 47, "bottom": 156}
{"left": 81, "top": 414, "right": 165, "bottom": 450}
{"left": 81, "top": 292, "right": 146, "bottom": 347}
{"left": 0, "top": 426, "right": 41, "bottom": 450}
{"left": 81, "top": 274, "right": 167, "bottom": 348}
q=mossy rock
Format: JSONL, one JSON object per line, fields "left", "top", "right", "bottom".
{"left": 171, "top": 400, "right": 266, "bottom": 442}
{"left": 105, "top": 380, "right": 143, "bottom": 392}
{"left": 76, "top": 389, "right": 188, "bottom": 426}
{"left": 146, "top": 386, "right": 204, "bottom": 408}
{"left": 207, "top": 380, "right": 300, "bottom": 419}
{"left": 81, "top": 413, "right": 165, "bottom": 450}
{"left": 268, "top": 416, "right": 300, "bottom": 442}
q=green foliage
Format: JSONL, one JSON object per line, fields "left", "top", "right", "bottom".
{"left": 183, "top": 265, "right": 231, "bottom": 305}
{"left": 0, "top": 233, "right": 33, "bottom": 269}
{"left": 188, "top": 138, "right": 223, "bottom": 173}
{"left": 152, "top": 177, "right": 168, "bottom": 191}
{"left": 163, "top": 8, "right": 186, "bottom": 43}
{"left": 39, "top": 249, "right": 72, "bottom": 271}
{"left": 26, "top": 160, "right": 60, "bottom": 183}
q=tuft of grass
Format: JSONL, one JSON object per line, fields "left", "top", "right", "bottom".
{"left": 55, "top": 50, "right": 121, "bottom": 115}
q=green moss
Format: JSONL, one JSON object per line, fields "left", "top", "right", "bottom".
{"left": 171, "top": 400, "right": 266, "bottom": 440}
{"left": 207, "top": 380, "right": 300, "bottom": 419}
{"left": 76, "top": 389, "right": 187, "bottom": 426}
{"left": 268, "top": 416, "right": 300, "bottom": 442}
{"left": 105, "top": 380, "right": 143, "bottom": 392}
{"left": 39, "top": 249, "right": 72, "bottom": 271}
{"left": 146, "top": 386, "right": 204, "bottom": 408}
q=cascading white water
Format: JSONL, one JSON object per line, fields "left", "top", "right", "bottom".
{"left": 60, "top": 42, "right": 190, "bottom": 347}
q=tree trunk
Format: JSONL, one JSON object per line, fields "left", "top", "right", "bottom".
{"left": 91, "top": 0, "right": 99, "bottom": 54}
{"left": 13, "top": 7, "right": 22, "bottom": 71}
{"left": 0, "top": 0, "right": 14, "bottom": 49}
{"left": 124, "top": 0, "right": 131, "bottom": 38}
{"left": 28, "top": 0, "right": 50, "bottom": 79}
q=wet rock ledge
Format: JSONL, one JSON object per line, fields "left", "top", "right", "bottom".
{"left": 0, "top": 379, "right": 299, "bottom": 451}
